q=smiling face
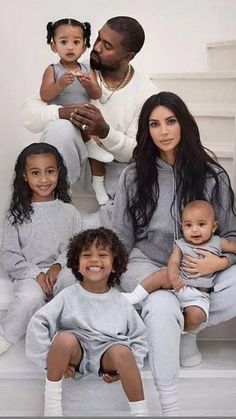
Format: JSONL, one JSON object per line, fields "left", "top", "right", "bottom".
{"left": 51, "top": 24, "right": 86, "bottom": 65}
{"left": 24, "top": 153, "right": 59, "bottom": 202}
{"left": 149, "top": 105, "right": 181, "bottom": 165}
{"left": 181, "top": 202, "right": 218, "bottom": 246}
{"left": 78, "top": 241, "right": 114, "bottom": 293}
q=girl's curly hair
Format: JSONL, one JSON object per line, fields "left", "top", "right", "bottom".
{"left": 67, "top": 227, "right": 128, "bottom": 287}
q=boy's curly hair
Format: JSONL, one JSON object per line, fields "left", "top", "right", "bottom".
{"left": 67, "top": 227, "right": 128, "bottom": 287}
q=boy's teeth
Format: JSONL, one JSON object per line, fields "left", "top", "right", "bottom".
{"left": 88, "top": 267, "right": 101, "bottom": 271}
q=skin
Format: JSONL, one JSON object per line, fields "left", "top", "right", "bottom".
{"left": 148, "top": 105, "right": 228, "bottom": 276}
{"left": 46, "top": 241, "right": 144, "bottom": 402}
{"left": 149, "top": 105, "right": 181, "bottom": 165}
{"left": 24, "top": 153, "right": 62, "bottom": 296}
{"left": 134, "top": 111, "right": 231, "bottom": 329}
{"left": 62, "top": 24, "right": 135, "bottom": 137}
{"left": 40, "top": 24, "right": 100, "bottom": 102}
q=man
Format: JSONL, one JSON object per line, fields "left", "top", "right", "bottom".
{"left": 21, "top": 16, "right": 157, "bottom": 208}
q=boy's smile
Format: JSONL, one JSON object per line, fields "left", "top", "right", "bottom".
{"left": 79, "top": 242, "right": 114, "bottom": 293}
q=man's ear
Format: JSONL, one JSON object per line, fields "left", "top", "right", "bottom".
{"left": 124, "top": 51, "right": 135, "bottom": 63}
{"left": 50, "top": 42, "right": 57, "bottom": 53}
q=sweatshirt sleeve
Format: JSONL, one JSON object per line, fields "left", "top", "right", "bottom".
{"left": 0, "top": 219, "right": 41, "bottom": 280}
{"left": 126, "top": 303, "right": 148, "bottom": 369}
{"left": 26, "top": 292, "right": 64, "bottom": 369}
{"left": 112, "top": 168, "right": 135, "bottom": 254}
{"left": 20, "top": 96, "right": 60, "bottom": 133}
{"left": 55, "top": 208, "right": 82, "bottom": 268}
{"left": 99, "top": 83, "right": 156, "bottom": 163}
{"left": 212, "top": 171, "right": 236, "bottom": 266}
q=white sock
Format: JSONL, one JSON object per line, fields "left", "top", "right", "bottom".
{"left": 180, "top": 324, "right": 205, "bottom": 367}
{"left": 86, "top": 139, "right": 114, "bottom": 163}
{"left": 158, "top": 385, "right": 179, "bottom": 416}
{"left": 129, "top": 399, "right": 149, "bottom": 416}
{"left": 44, "top": 377, "right": 63, "bottom": 417}
{"left": 92, "top": 176, "right": 109, "bottom": 206}
{"left": 122, "top": 285, "right": 149, "bottom": 305}
{"left": 0, "top": 335, "right": 12, "bottom": 355}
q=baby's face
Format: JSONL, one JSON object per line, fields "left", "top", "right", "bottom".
{"left": 181, "top": 205, "right": 217, "bottom": 246}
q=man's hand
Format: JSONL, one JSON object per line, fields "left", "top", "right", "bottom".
{"left": 69, "top": 103, "right": 110, "bottom": 138}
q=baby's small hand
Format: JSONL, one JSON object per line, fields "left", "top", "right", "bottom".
{"left": 72, "top": 69, "right": 83, "bottom": 77}
{"left": 58, "top": 71, "right": 74, "bottom": 88}
{"left": 170, "top": 276, "right": 185, "bottom": 292}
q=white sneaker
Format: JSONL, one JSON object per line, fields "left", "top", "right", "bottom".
{"left": 0, "top": 336, "right": 12, "bottom": 355}
{"left": 86, "top": 139, "right": 114, "bottom": 163}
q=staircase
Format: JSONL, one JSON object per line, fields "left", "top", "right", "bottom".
{"left": 150, "top": 42, "right": 236, "bottom": 192}
{"left": 1, "top": 41, "right": 236, "bottom": 416}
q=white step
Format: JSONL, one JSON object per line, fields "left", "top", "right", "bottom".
{"left": 0, "top": 339, "right": 235, "bottom": 416}
{"left": 150, "top": 71, "right": 236, "bottom": 105}
{"left": 207, "top": 40, "right": 236, "bottom": 72}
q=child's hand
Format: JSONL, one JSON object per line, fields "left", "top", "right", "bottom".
{"left": 36, "top": 272, "right": 52, "bottom": 296}
{"left": 58, "top": 71, "right": 75, "bottom": 89}
{"left": 102, "top": 371, "right": 120, "bottom": 383}
{"left": 76, "top": 73, "right": 94, "bottom": 89}
{"left": 170, "top": 276, "right": 185, "bottom": 292}
{"left": 64, "top": 364, "right": 76, "bottom": 379}
{"left": 45, "top": 263, "right": 62, "bottom": 287}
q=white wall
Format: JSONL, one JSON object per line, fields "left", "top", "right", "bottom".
{"left": 1, "top": 0, "right": 236, "bottom": 224}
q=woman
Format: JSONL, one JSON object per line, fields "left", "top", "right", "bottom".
{"left": 112, "top": 91, "right": 236, "bottom": 416}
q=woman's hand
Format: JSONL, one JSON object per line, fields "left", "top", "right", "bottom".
{"left": 182, "top": 249, "right": 229, "bottom": 278}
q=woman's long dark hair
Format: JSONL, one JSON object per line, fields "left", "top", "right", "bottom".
{"left": 128, "top": 92, "right": 235, "bottom": 235}
{"left": 9, "top": 142, "right": 71, "bottom": 225}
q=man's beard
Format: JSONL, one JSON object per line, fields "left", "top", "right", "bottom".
{"left": 90, "top": 50, "right": 118, "bottom": 71}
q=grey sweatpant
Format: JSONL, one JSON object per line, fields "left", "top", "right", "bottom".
{"left": 120, "top": 247, "right": 236, "bottom": 388}
{"left": 40, "top": 119, "right": 128, "bottom": 199}
{"left": 0, "top": 278, "right": 46, "bottom": 343}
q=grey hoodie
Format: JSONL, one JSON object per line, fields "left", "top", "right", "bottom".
{"left": 112, "top": 157, "right": 236, "bottom": 267}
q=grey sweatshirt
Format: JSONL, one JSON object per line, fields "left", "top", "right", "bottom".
{"left": 112, "top": 158, "right": 236, "bottom": 267}
{"left": 0, "top": 200, "right": 82, "bottom": 280}
{"left": 26, "top": 283, "right": 148, "bottom": 373}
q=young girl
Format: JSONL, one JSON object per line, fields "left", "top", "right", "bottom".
{"left": 41, "top": 18, "right": 113, "bottom": 205}
{"left": 0, "top": 142, "right": 82, "bottom": 355}
{"left": 26, "top": 227, "right": 149, "bottom": 417}
{"left": 123, "top": 200, "right": 236, "bottom": 330}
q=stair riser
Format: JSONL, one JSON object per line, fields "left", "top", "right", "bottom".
{"left": 151, "top": 77, "right": 236, "bottom": 105}
{"left": 208, "top": 47, "right": 236, "bottom": 72}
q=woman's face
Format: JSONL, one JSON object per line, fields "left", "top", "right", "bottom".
{"left": 149, "top": 105, "right": 181, "bottom": 165}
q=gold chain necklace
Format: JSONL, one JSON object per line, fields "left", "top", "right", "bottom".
{"left": 97, "top": 65, "right": 133, "bottom": 104}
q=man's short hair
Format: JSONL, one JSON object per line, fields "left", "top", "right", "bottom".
{"left": 106, "top": 16, "right": 145, "bottom": 55}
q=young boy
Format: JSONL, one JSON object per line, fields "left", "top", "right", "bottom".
{"left": 26, "top": 227, "right": 149, "bottom": 417}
